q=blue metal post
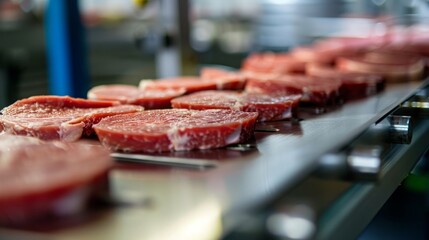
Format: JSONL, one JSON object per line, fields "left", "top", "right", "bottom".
{"left": 45, "top": 0, "right": 89, "bottom": 98}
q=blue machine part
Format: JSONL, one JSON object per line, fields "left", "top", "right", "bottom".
{"left": 45, "top": 0, "right": 89, "bottom": 98}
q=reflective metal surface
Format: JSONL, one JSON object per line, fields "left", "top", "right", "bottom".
{"left": 111, "top": 152, "right": 219, "bottom": 169}
{"left": 267, "top": 204, "right": 316, "bottom": 240}
{"left": 316, "top": 117, "right": 429, "bottom": 240}
{"left": 347, "top": 146, "right": 382, "bottom": 181}
{"left": 387, "top": 115, "right": 413, "bottom": 144}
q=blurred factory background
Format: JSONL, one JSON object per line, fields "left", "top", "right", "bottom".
{"left": 1, "top": 0, "right": 429, "bottom": 108}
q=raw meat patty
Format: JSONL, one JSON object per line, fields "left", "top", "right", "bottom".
{"left": 245, "top": 73, "right": 342, "bottom": 106}
{"left": 0, "top": 134, "right": 112, "bottom": 226}
{"left": 289, "top": 37, "right": 382, "bottom": 65}
{"left": 93, "top": 109, "right": 258, "bottom": 153}
{"left": 383, "top": 26, "right": 429, "bottom": 56}
{"left": 290, "top": 46, "right": 338, "bottom": 65}
{"left": 241, "top": 52, "right": 306, "bottom": 74}
{"left": 0, "top": 95, "right": 143, "bottom": 141}
{"left": 139, "top": 73, "right": 245, "bottom": 93}
{"left": 306, "top": 63, "right": 385, "bottom": 101}
{"left": 139, "top": 77, "right": 210, "bottom": 93}
{"left": 200, "top": 67, "right": 246, "bottom": 90}
{"left": 139, "top": 74, "right": 242, "bottom": 93}
{"left": 337, "top": 50, "right": 425, "bottom": 82}
{"left": 87, "top": 84, "right": 185, "bottom": 109}
{"left": 171, "top": 90, "right": 301, "bottom": 122}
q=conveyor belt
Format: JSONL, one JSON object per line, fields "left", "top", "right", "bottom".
{"left": 0, "top": 80, "right": 427, "bottom": 240}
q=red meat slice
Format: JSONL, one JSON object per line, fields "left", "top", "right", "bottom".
{"left": 408, "top": 34, "right": 429, "bottom": 57}
{"left": 290, "top": 37, "right": 381, "bottom": 66}
{"left": 382, "top": 44, "right": 429, "bottom": 59}
{"left": 337, "top": 50, "right": 425, "bottom": 82}
{"left": 380, "top": 29, "right": 429, "bottom": 66}
{"left": 313, "top": 37, "right": 383, "bottom": 55}
{"left": 245, "top": 73, "right": 342, "bottom": 106}
{"left": 200, "top": 67, "right": 246, "bottom": 90}
{"left": 290, "top": 46, "right": 337, "bottom": 65}
{"left": 306, "top": 63, "right": 385, "bottom": 101}
{"left": 93, "top": 109, "right": 258, "bottom": 153}
{"left": 0, "top": 134, "right": 112, "bottom": 226}
{"left": 87, "top": 84, "right": 185, "bottom": 109}
{"left": 139, "top": 75, "right": 245, "bottom": 94}
{"left": 171, "top": 90, "right": 301, "bottom": 122}
{"left": 0, "top": 95, "right": 143, "bottom": 141}
{"left": 241, "top": 52, "right": 306, "bottom": 74}
{"left": 139, "top": 77, "right": 211, "bottom": 93}
{"left": 383, "top": 25, "right": 429, "bottom": 55}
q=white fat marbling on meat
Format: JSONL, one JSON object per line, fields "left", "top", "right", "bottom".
{"left": 231, "top": 97, "right": 243, "bottom": 110}
{"left": 215, "top": 78, "right": 225, "bottom": 90}
{"left": 281, "top": 108, "right": 292, "bottom": 119}
{"left": 225, "top": 125, "right": 241, "bottom": 145}
{"left": 52, "top": 187, "right": 89, "bottom": 216}
{"left": 166, "top": 126, "right": 190, "bottom": 151}
{"left": 0, "top": 121, "right": 32, "bottom": 137}
{"left": 3, "top": 121, "right": 25, "bottom": 132}
{"left": 87, "top": 91, "right": 97, "bottom": 100}
{"left": 138, "top": 79, "right": 155, "bottom": 90}
{"left": 24, "top": 119, "right": 58, "bottom": 129}
{"left": 60, "top": 122, "right": 84, "bottom": 142}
